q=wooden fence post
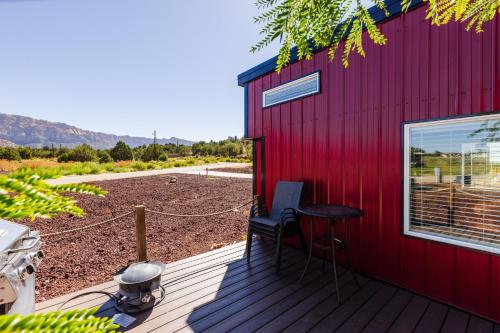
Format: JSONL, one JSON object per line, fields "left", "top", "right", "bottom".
{"left": 134, "top": 205, "right": 147, "bottom": 261}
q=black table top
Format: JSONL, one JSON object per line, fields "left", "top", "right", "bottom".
{"left": 297, "top": 204, "right": 363, "bottom": 219}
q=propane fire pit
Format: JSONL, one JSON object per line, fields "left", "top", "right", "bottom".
{"left": 113, "top": 261, "right": 166, "bottom": 314}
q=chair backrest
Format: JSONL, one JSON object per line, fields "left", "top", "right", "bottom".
{"left": 269, "top": 181, "right": 304, "bottom": 221}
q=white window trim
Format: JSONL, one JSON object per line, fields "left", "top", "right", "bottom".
{"left": 403, "top": 113, "right": 500, "bottom": 255}
{"left": 262, "top": 72, "right": 320, "bottom": 108}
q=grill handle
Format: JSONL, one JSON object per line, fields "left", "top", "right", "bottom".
{"left": 6, "top": 236, "right": 40, "bottom": 254}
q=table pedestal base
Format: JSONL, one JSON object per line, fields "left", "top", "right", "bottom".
{"left": 299, "top": 218, "right": 360, "bottom": 303}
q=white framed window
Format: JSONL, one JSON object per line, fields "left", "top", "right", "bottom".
{"left": 262, "top": 71, "right": 320, "bottom": 108}
{"left": 403, "top": 113, "right": 500, "bottom": 254}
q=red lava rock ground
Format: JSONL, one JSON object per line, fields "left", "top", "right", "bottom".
{"left": 19, "top": 174, "right": 252, "bottom": 302}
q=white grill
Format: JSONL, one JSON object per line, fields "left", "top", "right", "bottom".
{"left": 0, "top": 220, "right": 43, "bottom": 314}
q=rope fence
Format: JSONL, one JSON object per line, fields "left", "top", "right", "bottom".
{"left": 144, "top": 199, "right": 254, "bottom": 218}
{"left": 41, "top": 211, "right": 134, "bottom": 237}
{"left": 40, "top": 198, "right": 254, "bottom": 238}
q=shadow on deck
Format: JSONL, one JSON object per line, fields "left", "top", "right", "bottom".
{"left": 36, "top": 239, "right": 498, "bottom": 332}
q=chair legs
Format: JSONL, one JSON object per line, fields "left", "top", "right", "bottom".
{"left": 275, "top": 229, "right": 283, "bottom": 275}
{"left": 247, "top": 223, "right": 306, "bottom": 276}
{"left": 246, "top": 227, "right": 253, "bottom": 264}
{"left": 297, "top": 225, "right": 308, "bottom": 258}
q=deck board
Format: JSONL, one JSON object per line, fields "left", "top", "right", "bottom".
{"left": 309, "top": 280, "right": 384, "bottom": 332}
{"left": 467, "top": 316, "right": 494, "bottom": 333}
{"left": 36, "top": 239, "right": 498, "bottom": 332}
{"left": 441, "top": 308, "right": 470, "bottom": 333}
{"left": 387, "top": 295, "right": 429, "bottom": 332}
{"left": 361, "top": 289, "right": 413, "bottom": 333}
{"left": 254, "top": 270, "right": 353, "bottom": 332}
{"left": 336, "top": 284, "right": 398, "bottom": 333}
{"left": 413, "top": 301, "right": 449, "bottom": 333}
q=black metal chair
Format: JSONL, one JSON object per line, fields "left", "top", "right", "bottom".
{"left": 246, "top": 181, "right": 308, "bottom": 275}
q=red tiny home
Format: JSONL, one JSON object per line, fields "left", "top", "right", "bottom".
{"left": 238, "top": 0, "right": 500, "bottom": 323}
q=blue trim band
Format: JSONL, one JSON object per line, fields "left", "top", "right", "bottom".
{"left": 244, "top": 84, "right": 249, "bottom": 138}
{"left": 237, "top": 0, "right": 424, "bottom": 86}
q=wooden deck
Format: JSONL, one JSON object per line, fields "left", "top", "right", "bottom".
{"left": 36, "top": 239, "right": 498, "bottom": 332}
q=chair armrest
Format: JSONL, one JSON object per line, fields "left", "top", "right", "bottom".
{"left": 280, "top": 207, "right": 298, "bottom": 226}
{"left": 250, "top": 195, "right": 269, "bottom": 218}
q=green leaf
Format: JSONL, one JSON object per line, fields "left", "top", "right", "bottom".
{"left": 251, "top": 0, "right": 499, "bottom": 71}
{"left": 0, "top": 169, "right": 106, "bottom": 221}
{"left": 0, "top": 307, "right": 119, "bottom": 332}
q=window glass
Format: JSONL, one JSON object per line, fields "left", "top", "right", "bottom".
{"left": 404, "top": 115, "right": 500, "bottom": 253}
{"left": 262, "top": 72, "right": 319, "bottom": 108}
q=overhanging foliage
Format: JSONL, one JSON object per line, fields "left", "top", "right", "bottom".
{"left": 0, "top": 169, "right": 106, "bottom": 220}
{"left": 251, "top": 0, "right": 499, "bottom": 71}
{"left": 0, "top": 308, "right": 118, "bottom": 333}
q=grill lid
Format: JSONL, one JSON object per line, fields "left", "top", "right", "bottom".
{"left": 0, "top": 220, "right": 30, "bottom": 254}
{"left": 114, "top": 261, "right": 166, "bottom": 285}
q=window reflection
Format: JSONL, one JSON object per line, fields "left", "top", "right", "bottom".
{"left": 407, "top": 116, "right": 500, "bottom": 252}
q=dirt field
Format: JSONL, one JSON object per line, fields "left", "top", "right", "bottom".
{"left": 21, "top": 174, "right": 252, "bottom": 301}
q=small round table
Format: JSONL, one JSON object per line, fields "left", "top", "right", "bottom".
{"left": 297, "top": 204, "right": 363, "bottom": 303}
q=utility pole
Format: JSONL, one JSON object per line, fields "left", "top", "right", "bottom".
{"left": 153, "top": 130, "right": 158, "bottom": 161}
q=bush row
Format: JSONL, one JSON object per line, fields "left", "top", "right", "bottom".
{"left": 0, "top": 137, "right": 251, "bottom": 163}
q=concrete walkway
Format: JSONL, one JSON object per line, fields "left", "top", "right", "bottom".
{"left": 46, "top": 162, "right": 252, "bottom": 185}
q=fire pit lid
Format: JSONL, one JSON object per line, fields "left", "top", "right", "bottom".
{"left": 114, "top": 261, "right": 166, "bottom": 284}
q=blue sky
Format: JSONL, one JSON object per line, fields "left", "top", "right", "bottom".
{"left": 0, "top": 0, "right": 280, "bottom": 141}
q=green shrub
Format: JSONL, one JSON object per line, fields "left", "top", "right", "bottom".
{"left": 57, "top": 152, "right": 69, "bottom": 162}
{"left": 18, "top": 147, "right": 33, "bottom": 159}
{"left": 98, "top": 150, "right": 113, "bottom": 163}
{"left": 104, "top": 163, "right": 116, "bottom": 172}
{"left": 131, "top": 161, "right": 147, "bottom": 171}
{"left": 158, "top": 153, "right": 168, "bottom": 161}
{"left": 111, "top": 141, "right": 134, "bottom": 161}
{"left": 0, "top": 148, "right": 21, "bottom": 161}
{"left": 141, "top": 144, "right": 167, "bottom": 162}
{"left": 57, "top": 144, "right": 97, "bottom": 162}
{"left": 133, "top": 147, "right": 145, "bottom": 161}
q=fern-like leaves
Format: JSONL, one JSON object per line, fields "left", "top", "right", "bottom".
{"left": 0, "top": 169, "right": 106, "bottom": 220}
{"left": 252, "top": 0, "right": 499, "bottom": 71}
{"left": 0, "top": 307, "right": 119, "bottom": 333}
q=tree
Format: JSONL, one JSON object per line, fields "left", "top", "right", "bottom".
{"left": 0, "top": 148, "right": 21, "bottom": 161}
{"left": 252, "top": 0, "right": 499, "bottom": 71}
{"left": 0, "top": 171, "right": 112, "bottom": 332}
{"left": 57, "top": 144, "right": 98, "bottom": 162}
{"left": 0, "top": 307, "right": 118, "bottom": 333}
{"left": 98, "top": 150, "right": 113, "bottom": 163}
{"left": 0, "top": 168, "right": 106, "bottom": 220}
{"left": 110, "top": 141, "right": 134, "bottom": 161}
{"left": 141, "top": 143, "right": 167, "bottom": 162}
{"left": 175, "top": 144, "right": 191, "bottom": 157}
{"left": 18, "top": 147, "right": 33, "bottom": 160}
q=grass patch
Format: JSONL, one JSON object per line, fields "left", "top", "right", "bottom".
{"left": 0, "top": 157, "right": 250, "bottom": 176}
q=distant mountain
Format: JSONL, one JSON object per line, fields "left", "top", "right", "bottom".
{"left": 0, "top": 139, "right": 17, "bottom": 148}
{"left": 0, "top": 113, "right": 193, "bottom": 149}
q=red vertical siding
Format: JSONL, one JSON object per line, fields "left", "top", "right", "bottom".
{"left": 246, "top": 6, "right": 500, "bottom": 322}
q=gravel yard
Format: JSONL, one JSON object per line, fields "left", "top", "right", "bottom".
{"left": 20, "top": 174, "right": 252, "bottom": 301}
